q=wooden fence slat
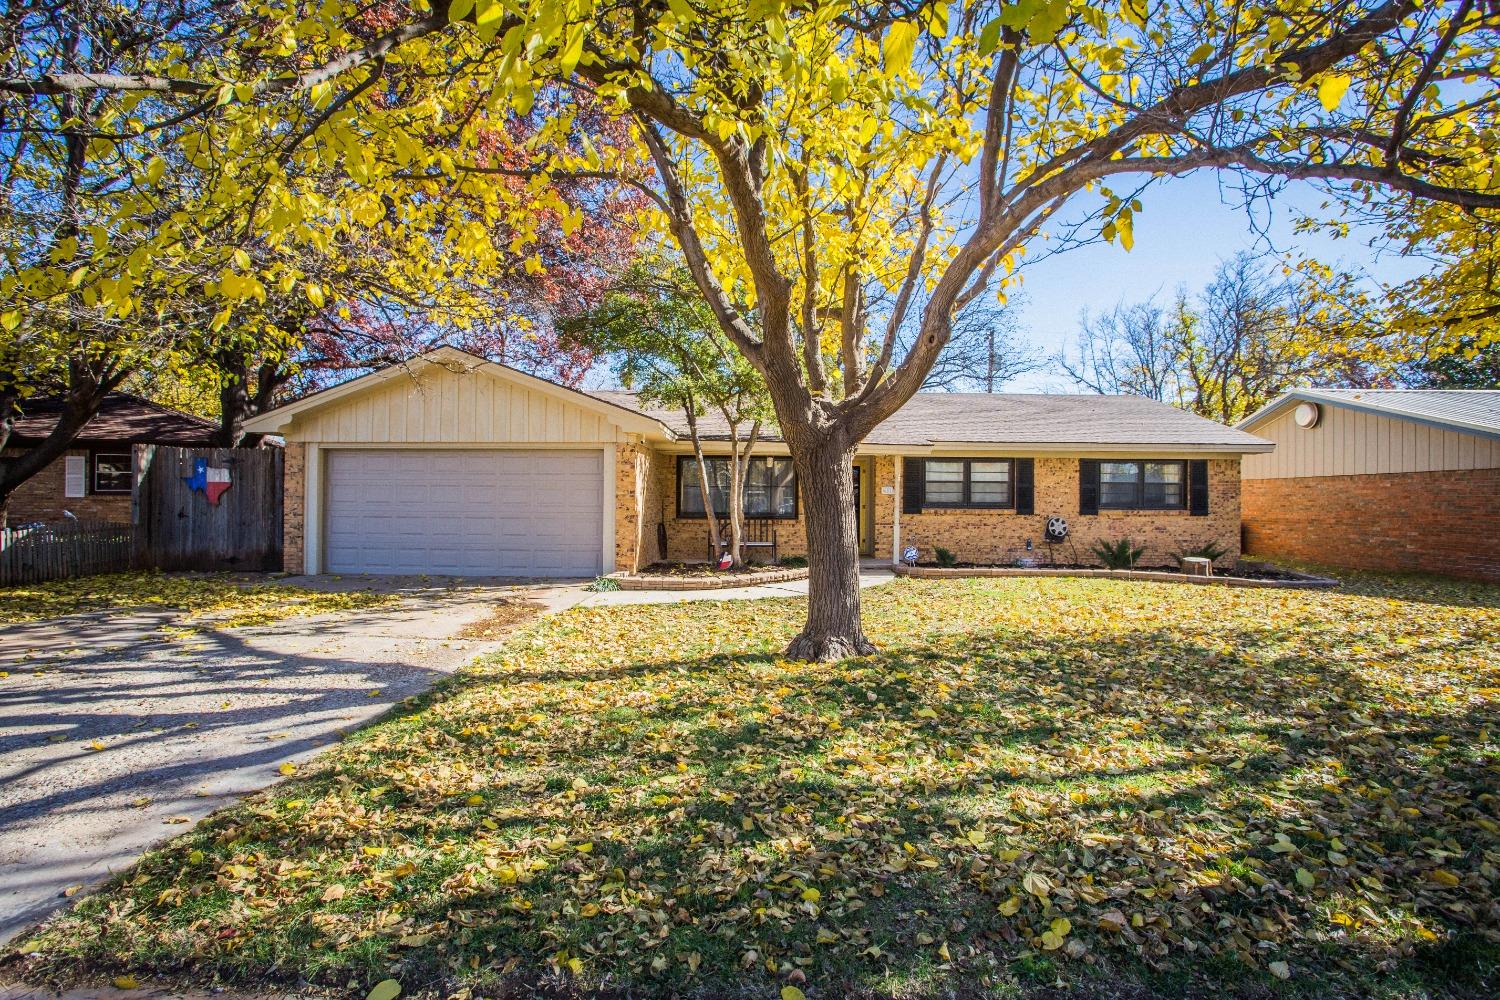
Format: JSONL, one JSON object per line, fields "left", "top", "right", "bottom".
{"left": 0, "top": 519, "right": 139, "bottom": 586}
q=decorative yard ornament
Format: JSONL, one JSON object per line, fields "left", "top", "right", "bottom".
{"left": 1045, "top": 517, "right": 1069, "bottom": 543}
{"left": 183, "top": 458, "right": 232, "bottom": 506}
{"left": 901, "top": 546, "right": 919, "bottom": 566}
{"left": 716, "top": 551, "right": 734, "bottom": 571}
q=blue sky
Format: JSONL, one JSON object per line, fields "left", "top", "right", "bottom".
{"left": 1005, "top": 171, "right": 1424, "bottom": 392}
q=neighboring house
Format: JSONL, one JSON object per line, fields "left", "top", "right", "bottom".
{"left": 241, "top": 347, "right": 1273, "bottom": 577}
{"left": 2, "top": 393, "right": 219, "bottom": 525}
{"left": 1238, "top": 389, "right": 1500, "bottom": 582}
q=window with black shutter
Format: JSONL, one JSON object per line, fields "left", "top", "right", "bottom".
{"left": 1081, "top": 459, "right": 1190, "bottom": 512}
{"left": 903, "top": 458, "right": 1018, "bottom": 510}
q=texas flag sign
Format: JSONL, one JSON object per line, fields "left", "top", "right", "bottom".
{"left": 183, "top": 458, "right": 233, "bottom": 506}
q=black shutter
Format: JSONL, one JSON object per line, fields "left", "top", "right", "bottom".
{"left": 902, "top": 457, "right": 925, "bottom": 514}
{"left": 1188, "top": 459, "right": 1209, "bottom": 516}
{"left": 1014, "top": 458, "right": 1035, "bottom": 515}
{"left": 1079, "top": 459, "right": 1100, "bottom": 515}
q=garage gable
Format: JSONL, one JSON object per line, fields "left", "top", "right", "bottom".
{"left": 244, "top": 348, "right": 668, "bottom": 445}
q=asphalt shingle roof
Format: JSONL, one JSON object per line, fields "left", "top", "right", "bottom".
{"left": 1243, "top": 389, "right": 1500, "bottom": 439}
{"left": 6, "top": 393, "right": 218, "bottom": 446}
{"left": 589, "top": 390, "right": 1271, "bottom": 450}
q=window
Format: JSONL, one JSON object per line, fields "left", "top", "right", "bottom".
{"left": 92, "top": 452, "right": 133, "bottom": 494}
{"left": 921, "top": 458, "right": 1013, "bottom": 508}
{"left": 1097, "top": 460, "right": 1185, "bottom": 510}
{"left": 677, "top": 456, "right": 797, "bottom": 518}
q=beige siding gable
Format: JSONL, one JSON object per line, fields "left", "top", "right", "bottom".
{"left": 285, "top": 362, "right": 624, "bottom": 445}
{"left": 1243, "top": 403, "right": 1500, "bottom": 479}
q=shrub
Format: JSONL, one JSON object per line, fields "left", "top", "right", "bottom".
{"left": 584, "top": 576, "right": 622, "bottom": 592}
{"left": 934, "top": 546, "right": 959, "bottom": 568}
{"left": 1092, "top": 538, "right": 1144, "bottom": 570}
{"left": 1174, "top": 542, "right": 1227, "bottom": 567}
{"left": 778, "top": 555, "right": 808, "bottom": 568}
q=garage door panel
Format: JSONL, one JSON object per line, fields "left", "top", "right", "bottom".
{"left": 324, "top": 449, "right": 603, "bottom": 577}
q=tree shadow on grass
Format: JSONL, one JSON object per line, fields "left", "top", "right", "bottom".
{"left": 12, "top": 582, "right": 1499, "bottom": 1000}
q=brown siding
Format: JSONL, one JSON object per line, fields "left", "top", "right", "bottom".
{"left": 2, "top": 448, "right": 133, "bottom": 525}
{"left": 1243, "top": 468, "right": 1500, "bottom": 581}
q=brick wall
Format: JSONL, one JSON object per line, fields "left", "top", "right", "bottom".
{"left": 886, "top": 457, "right": 1241, "bottom": 569}
{"left": 613, "top": 442, "right": 665, "bottom": 573}
{"left": 1243, "top": 468, "right": 1500, "bottom": 581}
{"left": 1, "top": 448, "right": 133, "bottom": 525}
{"left": 650, "top": 452, "right": 1242, "bottom": 570}
{"left": 656, "top": 452, "right": 809, "bottom": 564}
{"left": 282, "top": 442, "right": 306, "bottom": 574}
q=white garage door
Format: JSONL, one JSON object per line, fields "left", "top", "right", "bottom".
{"left": 323, "top": 449, "right": 603, "bottom": 577}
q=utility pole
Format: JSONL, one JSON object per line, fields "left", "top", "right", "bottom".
{"left": 986, "top": 328, "right": 995, "bottom": 393}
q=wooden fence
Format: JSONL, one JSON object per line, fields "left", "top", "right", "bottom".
{"left": 138, "top": 445, "right": 283, "bottom": 571}
{"left": 0, "top": 520, "right": 139, "bottom": 586}
{"left": 0, "top": 445, "right": 282, "bottom": 585}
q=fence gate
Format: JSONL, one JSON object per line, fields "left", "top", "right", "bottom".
{"left": 139, "top": 446, "right": 283, "bottom": 571}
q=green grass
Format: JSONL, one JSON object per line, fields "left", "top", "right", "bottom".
{"left": 9, "top": 573, "right": 1499, "bottom": 999}
{"left": 0, "top": 570, "right": 391, "bottom": 626}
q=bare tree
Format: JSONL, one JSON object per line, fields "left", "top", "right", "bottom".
{"left": 1058, "top": 301, "right": 1182, "bottom": 401}
{"left": 911, "top": 295, "right": 1044, "bottom": 392}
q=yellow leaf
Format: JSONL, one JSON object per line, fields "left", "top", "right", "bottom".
{"left": 566, "top": 957, "right": 583, "bottom": 975}
{"left": 1317, "top": 74, "right": 1351, "bottom": 112}
{"left": 1050, "top": 917, "right": 1072, "bottom": 937}
{"left": 279, "top": 763, "right": 297, "bottom": 776}
{"left": 782, "top": 989, "right": 806, "bottom": 1000}
{"left": 466, "top": 794, "right": 484, "bottom": 806}
{"left": 366, "top": 980, "right": 401, "bottom": 1000}
{"left": 1428, "top": 868, "right": 1460, "bottom": 887}
{"left": 998, "top": 896, "right": 1021, "bottom": 916}
{"left": 800, "top": 887, "right": 821, "bottom": 903}
{"left": 882, "top": 21, "right": 919, "bottom": 72}
{"left": 113, "top": 975, "right": 140, "bottom": 990}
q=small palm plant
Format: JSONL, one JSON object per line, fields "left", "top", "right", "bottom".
{"left": 1092, "top": 538, "right": 1144, "bottom": 570}
{"left": 1174, "top": 542, "right": 1227, "bottom": 567}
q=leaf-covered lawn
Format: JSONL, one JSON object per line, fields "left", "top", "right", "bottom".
{"left": 12, "top": 575, "right": 1499, "bottom": 999}
{"left": 0, "top": 571, "right": 390, "bottom": 626}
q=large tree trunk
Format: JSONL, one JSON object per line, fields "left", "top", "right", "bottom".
{"left": 784, "top": 436, "right": 874, "bottom": 661}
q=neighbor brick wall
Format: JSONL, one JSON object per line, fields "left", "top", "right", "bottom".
{"left": 282, "top": 442, "right": 306, "bottom": 574}
{"left": 649, "top": 453, "right": 1241, "bottom": 569}
{"left": 1243, "top": 468, "right": 1500, "bottom": 581}
{"left": 1, "top": 448, "right": 133, "bottom": 525}
{"left": 886, "top": 457, "right": 1241, "bottom": 569}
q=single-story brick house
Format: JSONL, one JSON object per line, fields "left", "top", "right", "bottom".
{"left": 241, "top": 347, "right": 1273, "bottom": 577}
{"left": 2, "top": 393, "right": 219, "bottom": 525}
{"left": 1238, "top": 388, "right": 1500, "bottom": 581}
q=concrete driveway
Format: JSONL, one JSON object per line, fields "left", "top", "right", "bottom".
{"left": 0, "top": 576, "right": 576, "bottom": 947}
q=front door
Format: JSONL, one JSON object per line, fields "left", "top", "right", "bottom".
{"left": 852, "top": 462, "right": 874, "bottom": 556}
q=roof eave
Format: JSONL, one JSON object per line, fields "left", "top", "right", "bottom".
{"left": 1239, "top": 390, "right": 1500, "bottom": 442}
{"left": 241, "top": 347, "right": 676, "bottom": 441}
